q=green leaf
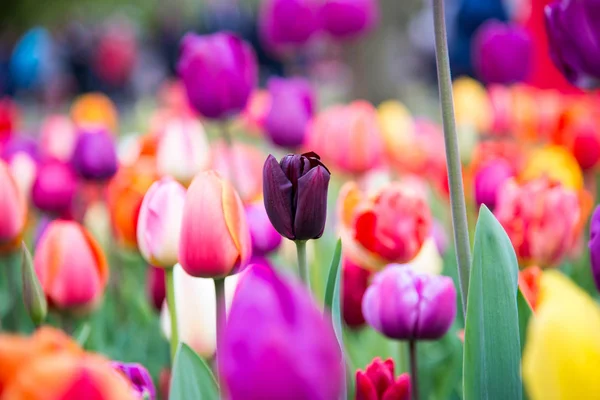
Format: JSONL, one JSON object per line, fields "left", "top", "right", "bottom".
{"left": 463, "top": 206, "right": 522, "bottom": 400}
{"left": 324, "top": 238, "right": 342, "bottom": 311}
{"left": 170, "top": 343, "right": 219, "bottom": 400}
{"left": 517, "top": 288, "right": 533, "bottom": 400}
{"left": 74, "top": 323, "right": 92, "bottom": 347}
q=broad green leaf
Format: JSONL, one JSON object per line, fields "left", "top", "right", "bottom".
{"left": 74, "top": 323, "right": 91, "bottom": 347}
{"left": 463, "top": 206, "right": 522, "bottom": 400}
{"left": 170, "top": 343, "right": 219, "bottom": 400}
{"left": 517, "top": 288, "right": 533, "bottom": 400}
{"left": 324, "top": 238, "right": 342, "bottom": 311}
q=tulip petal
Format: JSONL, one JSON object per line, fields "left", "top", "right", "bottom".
{"left": 263, "top": 155, "right": 294, "bottom": 239}
{"left": 356, "top": 370, "right": 378, "bottom": 400}
{"left": 222, "top": 179, "right": 252, "bottom": 270}
{"left": 294, "top": 165, "right": 330, "bottom": 240}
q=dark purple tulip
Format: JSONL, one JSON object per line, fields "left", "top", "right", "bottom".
{"left": 589, "top": 206, "right": 600, "bottom": 291}
{"left": 320, "top": 0, "right": 380, "bottom": 39}
{"left": 263, "top": 152, "right": 330, "bottom": 241}
{"left": 246, "top": 202, "right": 282, "bottom": 256}
{"left": 258, "top": 0, "right": 321, "bottom": 50}
{"left": 545, "top": 0, "right": 600, "bottom": 89}
{"left": 71, "top": 130, "right": 118, "bottom": 181}
{"left": 264, "top": 77, "right": 315, "bottom": 148}
{"left": 362, "top": 265, "right": 456, "bottom": 340}
{"left": 473, "top": 20, "right": 533, "bottom": 84}
{"left": 32, "top": 159, "right": 77, "bottom": 215}
{"left": 474, "top": 159, "right": 514, "bottom": 211}
{"left": 177, "top": 32, "right": 257, "bottom": 119}
{"left": 219, "top": 265, "right": 344, "bottom": 400}
{"left": 112, "top": 361, "right": 156, "bottom": 400}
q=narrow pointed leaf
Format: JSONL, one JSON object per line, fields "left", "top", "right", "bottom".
{"left": 170, "top": 343, "right": 219, "bottom": 400}
{"left": 74, "top": 323, "right": 91, "bottom": 346}
{"left": 21, "top": 242, "right": 47, "bottom": 326}
{"left": 324, "top": 238, "right": 342, "bottom": 311}
{"left": 463, "top": 206, "right": 522, "bottom": 400}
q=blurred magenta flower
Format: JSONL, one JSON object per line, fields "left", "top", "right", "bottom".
{"left": 264, "top": 77, "right": 315, "bottom": 149}
{"left": 545, "top": 0, "right": 600, "bottom": 88}
{"left": 473, "top": 20, "right": 533, "bottom": 84}
{"left": 147, "top": 266, "right": 166, "bottom": 311}
{"left": 473, "top": 159, "right": 515, "bottom": 211}
{"left": 263, "top": 152, "right": 331, "bottom": 241}
{"left": 307, "top": 101, "right": 384, "bottom": 175}
{"left": 258, "top": 0, "right": 320, "bottom": 50}
{"left": 219, "top": 265, "right": 344, "bottom": 400}
{"left": 362, "top": 265, "right": 456, "bottom": 340}
{"left": 320, "top": 0, "right": 380, "bottom": 39}
{"left": 137, "top": 177, "right": 186, "bottom": 268}
{"left": 0, "top": 160, "right": 26, "bottom": 252}
{"left": 178, "top": 32, "right": 257, "bottom": 119}
{"left": 356, "top": 357, "right": 411, "bottom": 400}
{"left": 179, "top": 171, "right": 251, "bottom": 278}
{"left": 342, "top": 257, "right": 371, "bottom": 329}
{"left": 431, "top": 221, "right": 448, "bottom": 256}
{"left": 112, "top": 362, "right": 156, "bottom": 400}
{"left": 32, "top": 159, "right": 77, "bottom": 216}
{"left": 71, "top": 129, "right": 118, "bottom": 181}
{"left": 589, "top": 206, "right": 600, "bottom": 291}
{"left": 246, "top": 202, "right": 282, "bottom": 256}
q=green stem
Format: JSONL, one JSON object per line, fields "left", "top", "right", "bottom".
{"left": 213, "top": 278, "right": 226, "bottom": 355}
{"left": 165, "top": 268, "right": 179, "bottom": 362}
{"left": 409, "top": 340, "right": 419, "bottom": 400}
{"left": 433, "top": 0, "right": 471, "bottom": 317}
{"left": 295, "top": 241, "right": 310, "bottom": 289}
{"left": 396, "top": 341, "right": 409, "bottom": 374}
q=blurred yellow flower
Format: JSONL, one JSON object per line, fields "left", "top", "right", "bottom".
{"left": 523, "top": 271, "right": 600, "bottom": 400}
{"left": 71, "top": 92, "right": 119, "bottom": 132}
{"left": 453, "top": 77, "right": 492, "bottom": 133}
{"left": 377, "top": 100, "right": 414, "bottom": 155}
{"left": 521, "top": 145, "right": 584, "bottom": 190}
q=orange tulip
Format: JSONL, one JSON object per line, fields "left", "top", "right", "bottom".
{"left": 0, "top": 160, "right": 26, "bottom": 253}
{"left": 70, "top": 92, "right": 118, "bottom": 132}
{"left": 34, "top": 221, "right": 109, "bottom": 313}
{"left": 179, "top": 170, "right": 251, "bottom": 278}
{"left": 519, "top": 266, "right": 542, "bottom": 310}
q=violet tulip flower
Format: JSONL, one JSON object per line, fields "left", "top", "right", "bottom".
{"left": 112, "top": 362, "right": 156, "bottom": 400}
{"left": 246, "top": 202, "right": 282, "bottom": 256}
{"left": 320, "top": 0, "right": 380, "bottom": 39}
{"left": 71, "top": 129, "right": 118, "bottom": 181}
{"left": 589, "top": 206, "right": 600, "bottom": 291}
{"left": 32, "top": 159, "right": 77, "bottom": 216}
{"left": 362, "top": 265, "right": 456, "bottom": 340}
{"left": 263, "top": 152, "right": 330, "bottom": 241}
{"left": 177, "top": 32, "right": 257, "bottom": 119}
{"left": 545, "top": 0, "right": 600, "bottom": 89}
{"left": 258, "top": 0, "right": 320, "bottom": 50}
{"left": 264, "top": 77, "right": 315, "bottom": 149}
{"left": 219, "top": 265, "right": 344, "bottom": 400}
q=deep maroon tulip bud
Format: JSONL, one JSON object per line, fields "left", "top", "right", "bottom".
{"left": 545, "top": 0, "right": 600, "bottom": 89}
{"left": 112, "top": 362, "right": 156, "bottom": 400}
{"left": 342, "top": 257, "right": 371, "bottom": 329}
{"left": 362, "top": 265, "right": 456, "bottom": 340}
{"left": 263, "top": 152, "right": 330, "bottom": 241}
{"left": 355, "top": 357, "right": 411, "bottom": 400}
{"left": 473, "top": 20, "right": 533, "bottom": 85}
{"left": 32, "top": 159, "right": 77, "bottom": 216}
{"left": 474, "top": 159, "right": 514, "bottom": 211}
{"left": 320, "top": 0, "right": 380, "bottom": 40}
{"left": 71, "top": 130, "right": 118, "bottom": 181}
{"left": 589, "top": 206, "right": 600, "bottom": 291}
{"left": 177, "top": 32, "right": 258, "bottom": 119}
{"left": 264, "top": 77, "right": 315, "bottom": 149}
{"left": 246, "top": 202, "right": 282, "bottom": 256}
{"left": 147, "top": 266, "right": 166, "bottom": 311}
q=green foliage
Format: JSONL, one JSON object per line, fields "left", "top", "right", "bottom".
{"left": 170, "top": 343, "right": 219, "bottom": 400}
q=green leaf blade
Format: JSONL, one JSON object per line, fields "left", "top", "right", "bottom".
{"left": 170, "top": 343, "right": 219, "bottom": 400}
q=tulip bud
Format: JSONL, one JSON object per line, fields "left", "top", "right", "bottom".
{"left": 258, "top": 0, "right": 320, "bottom": 50}
{"left": 147, "top": 266, "right": 166, "bottom": 311}
{"left": 34, "top": 220, "right": 109, "bottom": 313}
{"left": 474, "top": 159, "right": 515, "bottom": 211}
{"left": 71, "top": 128, "right": 118, "bottom": 181}
{"left": 320, "top": 0, "right": 380, "bottom": 40}
{"left": 342, "top": 257, "right": 370, "bottom": 329}
{"left": 246, "top": 202, "right": 282, "bottom": 256}
{"left": 179, "top": 170, "right": 251, "bottom": 278}
{"left": 356, "top": 358, "right": 411, "bottom": 400}
{"left": 21, "top": 242, "right": 47, "bottom": 326}
{"left": 263, "top": 152, "right": 331, "bottom": 241}
{"left": 0, "top": 160, "right": 26, "bottom": 252}
{"left": 177, "top": 32, "right": 257, "bottom": 119}
{"left": 137, "top": 177, "right": 186, "bottom": 268}
{"left": 589, "top": 206, "right": 600, "bottom": 292}
{"left": 39, "top": 115, "right": 77, "bottom": 162}
{"left": 32, "top": 159, "right": 77, "bottom": 216}
{"left": 112, "top": 362, "right": 156, "bottom": 400}
{"left": 71, "top": 92, "right": 119, "bottom": 132}
{"left": 219, "top": 265, "right": 344, "bottom": 400}
{"left": 362, "top": 266, "right": 456, "bottom": 340}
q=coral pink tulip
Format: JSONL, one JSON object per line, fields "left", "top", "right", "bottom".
{"left": 179, "top": 171, "right": 251, "bottom": 278}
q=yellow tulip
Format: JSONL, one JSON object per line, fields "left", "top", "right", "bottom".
{"left": 523, "top": 271, "right": 600, "bottom": 399}
{"left": 521, "top": 145, "right": 584, "bottom": 190}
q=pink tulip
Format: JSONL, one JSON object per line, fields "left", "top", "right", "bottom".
{"left": 179, "top": 171, "right": 252, "bottom": 278}
{"left": 137, "top": 177, "right": 187, "bottom": 268}
{"left": 0, "top": 160, "right": 26, "bottom": 252}
{"left": 39, "top": 115, "right": 78, "bottom": 162}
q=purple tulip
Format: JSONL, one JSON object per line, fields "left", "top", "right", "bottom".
{"left": 246, "top": 202, "right": 282, "bottom": 256}
{"left": 32, "top": 159, "right": 77, "bottom": 216}
{"left": 474, "top": 159, "right": 514, "bottom": 211}
{"left": 264, "top": 78, "right": 315, "bottom": 149}
{"left": 258, "top": 0, "right": 321, "bottom": 51}
{"left": 545, "top": 0, "right": 600, "bottom": 89}
{"left": 320, "top": 0, "right": 380, "bottom": 39}
{"left": 111, "top": 361, "right": 156, "bottom": 400}
{"left": 177, "top": 32, "right": 257, "bottom": 120}
{"left": 589, "top": 206, "right": 600, "bottom": 291}
{"left": 362, "top": 265, "right": 456, "bottom": 340}
{"left": 1, "top": 135, "right": 39, "bottom": 161}
{"left": 71, "top": 130, "right": 118, "bottom": 181}
{"left": 473, "top": 20, "right": 533, "bottom": 85}
{"left": 263, "top": 152, "right": 330, "bottom": 241}
{"left": 219, "top": 265, "right": 344, "bottom": 400}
